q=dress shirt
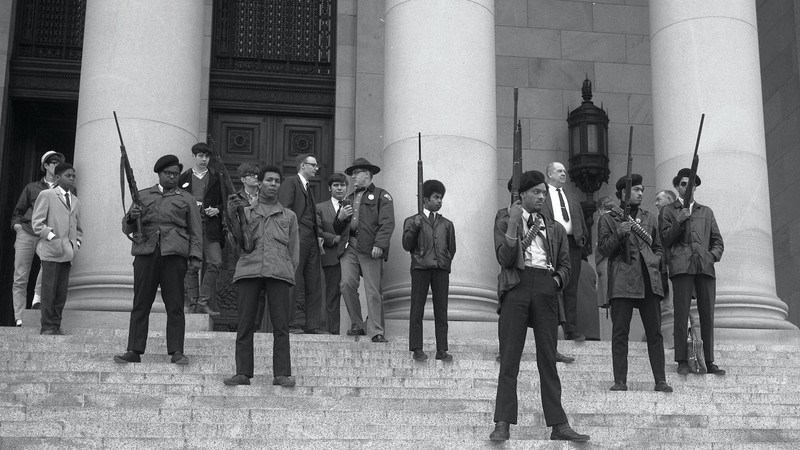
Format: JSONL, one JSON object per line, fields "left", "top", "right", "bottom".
{"left": 521, "top": 210, "right": 548, "bottom": 269}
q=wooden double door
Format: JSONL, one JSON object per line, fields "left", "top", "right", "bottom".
{"left": 209, "top": 111, "right": 333, "bottom": 331}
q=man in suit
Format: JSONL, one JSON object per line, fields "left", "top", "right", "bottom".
{"left": 31, "top": 162, "right": 82, "bottom": 335}
{"left": 489, "top": 170, "right": 588, "bottom": 442}
{"left": 333, "top": 158, "right": 395, "bottom": 342}
{"left": 402, "top": 179, "right": 456, "bottom": 362}
{"left": 10, "top": 150, "right": 67, "bottom": 325}
{"left": 597, "top": 174, "right": 672, "bottom": 393}
{"left": 661, "top": 168, "right": 725, "bottom": 376}
{"left": 114, "top": 154, "right": 203, "bottom": 365}
{"left": 178, "top": 142, "right": 223, "bottom": 315}
{"left": 316, "top": 172, "right": 349, "bottom": 334}
{"left": 277, "top": 153, "right": 326, "bottom": 334}
{"left": 542, "top": 161, "right": 588, "bottom": 341}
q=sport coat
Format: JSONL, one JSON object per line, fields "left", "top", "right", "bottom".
{"left": 178, "top": 168, "right": 224, "bottom": 244}
{"left": 316, "top": 198, "right": 348, "bottom": 267}
{"left": 542, "top": 186, "right": 587, "bottom": 247}
{"left": 31, "top": 188, "right": 83, "bottom": 263}
{"left": 277, "top": 174, "right": 319, "bottom": 240}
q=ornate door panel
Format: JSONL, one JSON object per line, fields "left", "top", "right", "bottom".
{"left": 275, "top": 116, "right": 332, "bottom": 201}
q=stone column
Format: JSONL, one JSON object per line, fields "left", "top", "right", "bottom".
{"left": 68, "top": 0, "right": 205, "bottom": 314}
{"left": 381, "top": 0, "right": 498, "bottom": 330}
{"left": 650, "top": 0, "right": 796, "bottom": 330}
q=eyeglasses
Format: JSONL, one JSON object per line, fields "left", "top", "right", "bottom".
{"left": 304, "top": 162, "right": 318, "bottom": 168}
{"left": 161, "top": 171, "right": 181, "bottom": 178}
{"left": 242, "top": 173, "right": 258, "bottom": 179}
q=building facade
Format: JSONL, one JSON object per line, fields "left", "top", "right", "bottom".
{"left": 0, "top": 0, "right": 797, "bottom": 338}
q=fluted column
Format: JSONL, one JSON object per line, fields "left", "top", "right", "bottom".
{"left": 650, "top": 0, "right": 796, "bottom": 330}
{"left": 382, "top": 0, "right": 498, "bottom": 322}
{"left": 68, "top": 0, "right": 204, "bottom": 312}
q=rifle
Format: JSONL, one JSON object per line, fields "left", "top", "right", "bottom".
{"left": 621, "top": 125, "right": 634, "bottom": 264}
{"left": 683, "top": 114, "right": 705, "bottom": 244}
{"left": 113, "top": 111, "right": 143, "bottom": 243}
{"left": 417, "top": 132, "right": 423, "bottom": 214}
{"left": 208, "top": 137, "right": 255, "bottom": 254}
{"left": 511, "top": 88, "right": 522, "bottom": 203}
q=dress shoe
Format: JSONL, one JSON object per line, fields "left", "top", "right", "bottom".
{"left": 170, "top": 352, "right": 189, "bottom": 365}
{"left": 223, "top": 374, "right": 251, "bottom": 386}
{"left": 489, "top": 421, "right": 510, "bottom": 441}
{"left": 555, "top": 351, "right": 575, "bottom": 364}
{"left": 40, "top": 329, "right": 59, "bottom": 335}
{"left": 610, "top": 381, "right": 628, "bottom": 391}
{"left": 565, "top": 332, "right": 586, "bottom": 341}
{"left": 677, "top": 362, "right": 691, "bottom": 376}
{"left": 273, "top": 376, "right": 296, "bottom": 387}
{"left": 550, "top": 423, "right": 590, "bottom": 442}
{"left": 346, "top": 328, "right": 366, "bottom": 336}
{"left": 371, "top": 334, "right": 388, "bottom": 343}
{"left": 15, "top": 319, "right": 22, "bottom": 327}
{"left": 114, "top": 351, "right": 141, "bottom": 363}
{"left": 194, "top": 304, "right": 220, "bottom": 316}
{"left": 435, "top": 350, "right": 453, "bottom": 362}
{"left": 288, "top": 327, "right": 304, "bottom": 334}
{"left": 654, "top": 381, "right": 674, "bottom": 392}
{"left": 304, "top": 329, "right": 329, "bottom": 335}
{"left": 31, "top": 302, "right": 41, "bottom": 310}
{"left": 412, "top": 349, "right": 427, "bottom": 361}
{"left": 706, "top": 363, "right": 726, "bottom": 376}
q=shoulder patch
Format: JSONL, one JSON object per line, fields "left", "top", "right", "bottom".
{"left": 383, "top": 193, "right": 392, "bottom": 201}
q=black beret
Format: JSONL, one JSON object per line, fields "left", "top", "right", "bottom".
{"left": 507, "top": 170, "right": 546, "bottom": 193}
{"left": 672, "top": 168, "right": 701, "bottom": 187}
{"left": 153, "top": 154, "right": 183, "bottom": 173}
{"left": 615, "top": 174, "right": 643, "bottom": 192}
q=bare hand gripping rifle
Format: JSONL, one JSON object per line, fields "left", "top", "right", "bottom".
{"left": 683, "top": 114, "right": 705, "bottom": 244}
{"left": 208, "top": 137, "right": 255, "bottom": 254}
{"left": 511, "top": 88, "right": 522, "bottom": 204}
{"left": 417, "top": 132, "right": 423, "bottom": 215}
{"left": 113, "top": 111, "right": 143, "bottom": 243}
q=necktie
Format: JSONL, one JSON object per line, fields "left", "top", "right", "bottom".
{"left": 429, "top": 212, "right": 435, "bottom": 223}
{"left": 521, "top": 214, "right": 542, "bottom": 249}
{"left": 556, "top": 188, "right": 570, "bottom": 222}
{"left": 65, "top": 192, "right": 71, "bottom": 210}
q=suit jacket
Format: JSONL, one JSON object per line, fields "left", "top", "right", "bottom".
{"left": 178, "top": 168, "right": 224, "bottom": 245}
{"left": 31, "top": 188, "right": 83, "bottom": 263}
{"left": 277, "top": 174, "right": 319, "bottom": 241}
{"left": 316, "top": 198, "right": 347, "bottom": 267}
{"left": 494, "top": 208, "right": 570, "bottom": 309}
{"left": 542, "top": 186, "right": 587, "bottom": 247}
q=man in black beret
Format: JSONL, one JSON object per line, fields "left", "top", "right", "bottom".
{"left": 597, "top": 174, "right": 672, "bottom": 393}
{"left": 334, "top": 157, "right": 395, "bottom": 342}
{"left": 489, "top": 170, "right": 589, "bottom": 442}
{"left": 661, "top": 168, "right": 725, "bottom": 375}
{"left": 114, "top": 154, "right": 203, "bottom": 365}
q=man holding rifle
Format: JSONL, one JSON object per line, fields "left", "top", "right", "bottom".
{"left": 660, "top": 168, "right": 725, "bottom": 376}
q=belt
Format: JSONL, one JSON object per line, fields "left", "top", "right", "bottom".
{"left": 349, "top": 229, "right": 358, "bottom": 238}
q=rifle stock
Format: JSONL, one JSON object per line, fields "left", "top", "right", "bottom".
{"left": 208, "top": 137, "right": 255, "bottom": 254}
{"left": 113, "top": 111, "right": 143, "bottom": 243}
{"left": 511, "top": 88, "right": 522, "bottom": 203}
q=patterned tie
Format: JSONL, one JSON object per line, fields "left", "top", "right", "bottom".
{"left": 556, "top": 188, "right": 570, "bottom": 222}
{"left": 65, "top": 192, "right": 71, "bottom": 210}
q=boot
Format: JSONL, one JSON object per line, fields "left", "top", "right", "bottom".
{"left": 195, "top": 297, "right": 219, "bottom": 316}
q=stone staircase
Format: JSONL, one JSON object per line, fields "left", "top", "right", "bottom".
{"left": 2, "top": 327, "right": 800, "bottom": 449}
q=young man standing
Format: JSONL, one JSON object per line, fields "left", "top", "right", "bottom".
{"left": 661, "top": 168, "right": 725, "bottom": 376}
{"left": 277, "top": 153, "right": 326, "bottom": 334}
{"left": 597, "top": 175, "right": 672, "bottom": 393}
{"left": 114, "top": 155, "right": 202, "bottom": 365}
{"left": 402, "top": 180, "right": 456, "bottom": 362}
{"left": 224, "top": 165, "right": 299, "bottom": 387}
{"left": 31, "top": 163, "right": 82, "bottom": 335}
{"left": 316, "top": 172, "right": 350, "bottom": 334}
{"left": 178, "top": 142, "right": 223, "bottom": 315}
{"left": 489, "top": 170, "right": 588, "bottom": 442}
{"left": 10, "top": 150, "right": 67, "bottom": 326}
{"left": 334, "top": 158, "right": 395, "bottom": 343}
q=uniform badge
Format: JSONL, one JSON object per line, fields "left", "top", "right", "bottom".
{"left": 383, "top": 193, "right": 392, "bottom": 201}
{"left": 368, "top": 194, "right": 375, "bottom": 200}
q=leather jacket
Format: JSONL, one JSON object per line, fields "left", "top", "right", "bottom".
{"left": 401, "top": 212, "right": 456, "bottom": 272}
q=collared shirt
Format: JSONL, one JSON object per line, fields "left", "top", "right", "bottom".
{"left": 548, "top": 184, "right": 573, "bottom": 235}
{"left": 298, "top": 173, "right": 310, "bottom": 190}
{"left": 423, "top": 207, "right": 435, "bottom": 222}
{"left": 245, "top": 187, "right": 260, "bottom": 206}
{"left": 192, "top": 167, "right": 208, "bottom": 179}
{"left": 55, "top": 186, "right": 70, "bottom": 207}
{"left": 331, "top": 197, "right": 343, "bottom": 211}
{"left": 157, "top": 184, "right": 165, "bottom": 193}
{"left": 677, "top": 197, "right": 695, "bottom": 214}
{"left": 521, "top": 210, "right": 548, "bottom": 269}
